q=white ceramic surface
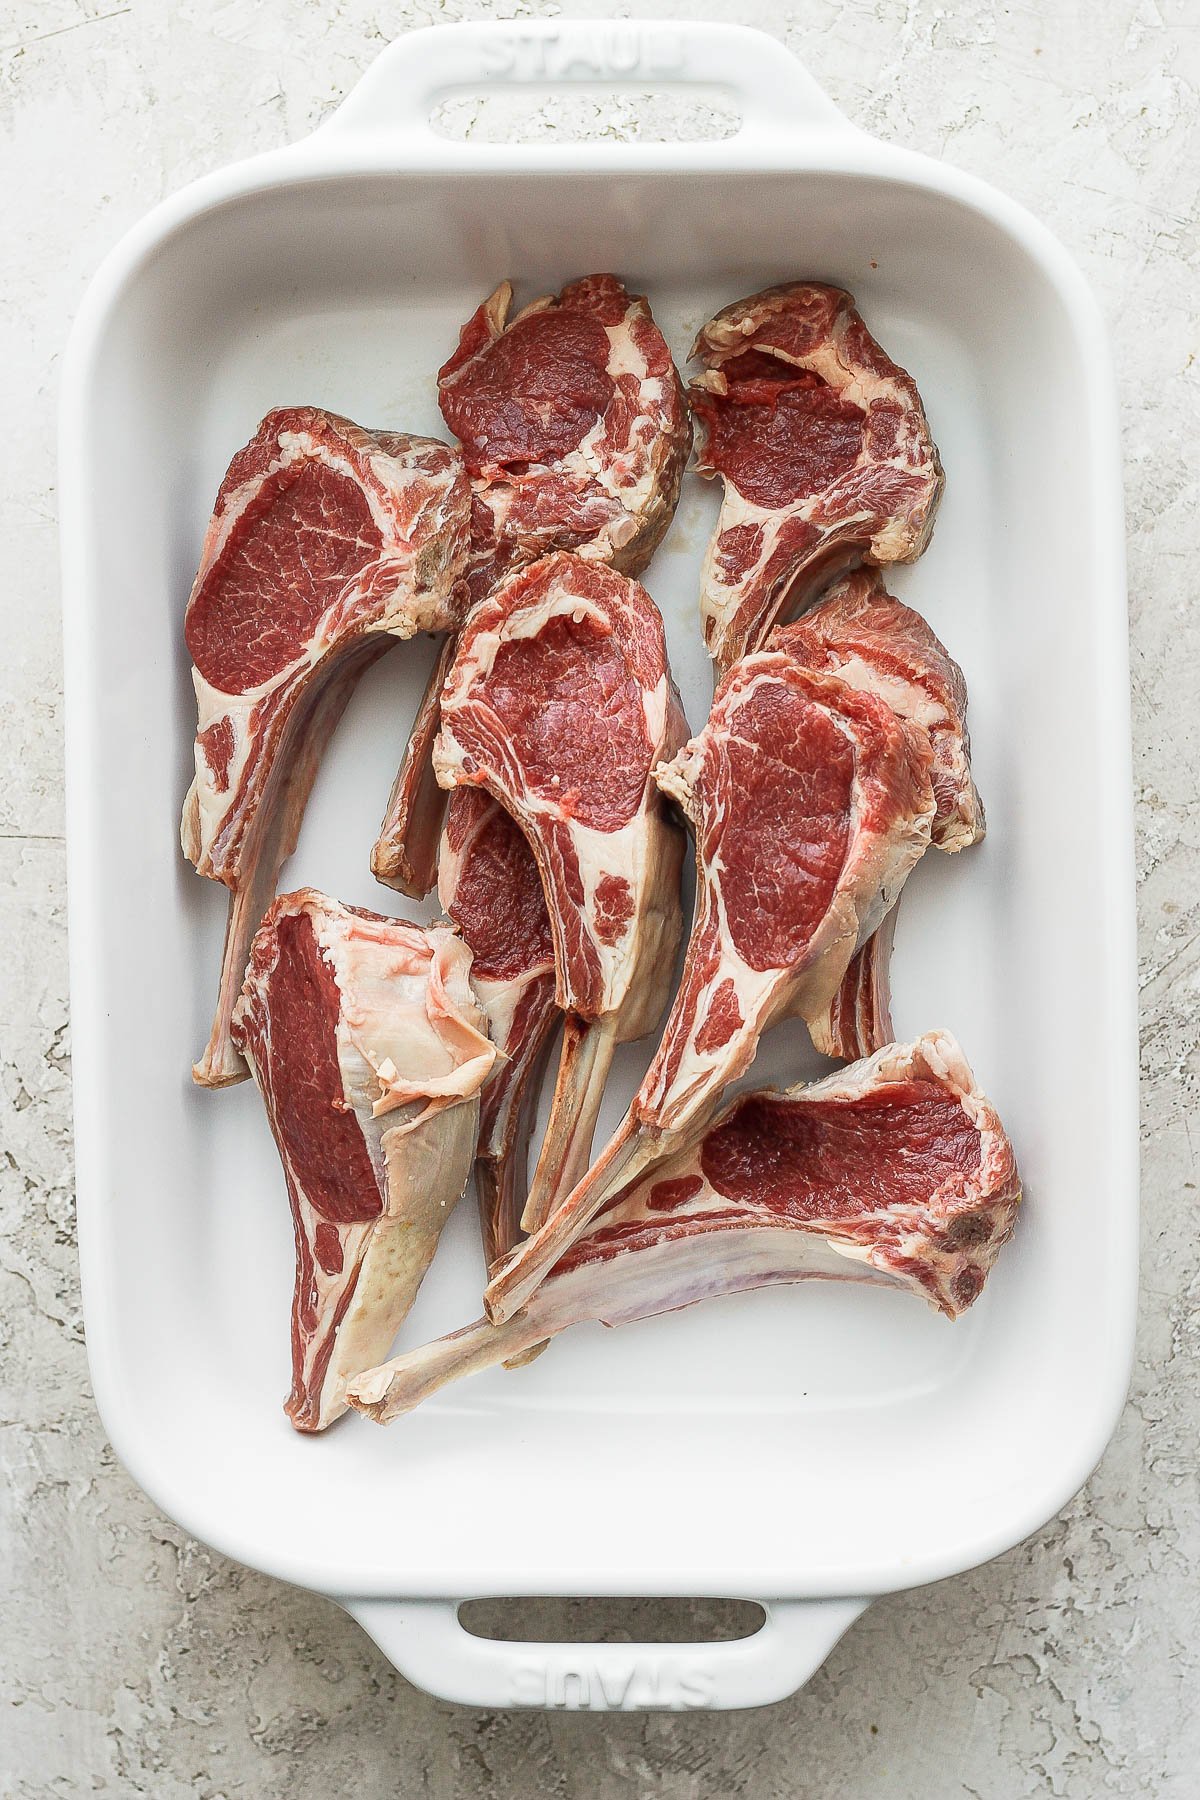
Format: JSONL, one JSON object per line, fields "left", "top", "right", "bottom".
{"left": 58, "top": 19, "right": 1137, "bottom": 1711}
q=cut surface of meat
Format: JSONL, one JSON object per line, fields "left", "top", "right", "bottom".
{"left": 346, "top": 1032, "right": 1021, "bottom": 1422}
{"left": 773, "top": 567, "right": 985, "bottom": 1057}
{"left": 689, "top": 284, "right": 944, "bottom": 672}
{"left": 436, "top": 551, "right": 688, "bottom": 1235}
{"left": 442, "top": 273, "right": 692, "bottom": 601}
{"left": 439, "top": 787, "right": 559, "bottom": 1267}
{"left": 186, "top": 461, "right": 383, "bottom": 693}
{"left": 484, "top": 647, "right": 935, "bottom": 1322}
{"left": 442, "top": 304, "right": 615, "bottom": 471}
{"left": 371, "top": 273, "right": 691, "bottom": 896}
{"left": 181, "top": 408, "right": 470, "bottom": 1085}
{"left": 231, "top": 888, "right": 496, "bottom": 1432}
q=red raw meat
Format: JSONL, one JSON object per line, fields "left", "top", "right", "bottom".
{"left": 181, "top": 408, "right": 470, "bottom": 1085}
{"left": 347, "top": 1032, "right": 1021, "bottom": 1421}
{"left": 444, "top": 273, "right": 691, "bottom": 599}
{"left": 435, "top": 551, "right": 688, "bottom": 1237}
{"left": 689, "top": 284, "right": 944, "bottom": 672}
{"left": 372, "top": 274, "right": 691, "bottom": 897}
{"left": 438, "top": 787, "right": 558, "bottom": 1269}
{"left": 231, "top": 889, "right": 497, "bottom": 1432}
{"left": 774, "top": 567, "right": 985, "bottom": 1057}
{"left": 484, "top": 644, "right": 936, "bottom": 1322}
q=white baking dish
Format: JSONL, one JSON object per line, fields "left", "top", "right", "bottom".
{"left": 59, "top": 20, "right": 1137, "bottom": 1711}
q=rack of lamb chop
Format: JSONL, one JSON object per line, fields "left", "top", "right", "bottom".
{"left": 438, "top": 787, "right": 559, "bottom": 1269}
{"left": 688, "top": 282, "right": 944, "bottom": 672}
{"left": 773, "top": 566, "right": 985, "bottom": 1057}
{"left": 372, "top": 273, "right": 691, "bottom": 897}
{"left": 347, "top": 1032, "right": 1021, "bottom": 1422}
{"left": 231, "top": 889, "right": 497, "bottom": 1432}
{"left": 434, "top": 550, "right": 688, "bottom": 1238}
{"left": 181, "top": 407, "right": 470, "bottom": 1086}
{"left": 484, "top": 640, "right": 936, "bottom": 1322}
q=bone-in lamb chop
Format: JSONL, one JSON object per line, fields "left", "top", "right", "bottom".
{"left": 688, "top": 282, "right": 944, "bottom": 672}
{"left": 181, "top": 407, "right": 470, "bottom": 1086}
{"left": 484, "top": 644, "right": 935, "bottom": 1322}
{"left": 372, "top": 274, "right": 692, "bottom": 897}
{"left": 435, "top": 550, "right": 688, "bottom": 1238}
{"left": 231, "top": 889, "right": 497, "bottom": 1433}
{"left": 438, "top": 787, "right": 559, "bottom": 1268}
{"left": 774, "top": 566, "right": 985, "bottom": 1056}
{"left": 347, "top": 1032, "right": 1021, "bottom": 1421}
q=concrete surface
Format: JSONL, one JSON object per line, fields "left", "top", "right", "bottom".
{"left": 2, "top": 0, "right": 1196, "bottom": 1793}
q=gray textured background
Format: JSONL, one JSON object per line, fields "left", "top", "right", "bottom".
{"left": 3, "top": 1, "right": 1196, "bottom": 1794}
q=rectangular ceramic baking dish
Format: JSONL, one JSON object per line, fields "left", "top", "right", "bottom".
{"left": 60, "top": 20, "right": 1137, "bottom": 1711}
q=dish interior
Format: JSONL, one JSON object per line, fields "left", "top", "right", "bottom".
{"left": 71, "top": 165, "right": 1131, "bottom": 1595}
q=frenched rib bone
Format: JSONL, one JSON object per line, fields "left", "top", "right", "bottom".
{"left": 435, "top": 551, "right": 688, "bottom": 1237}
{"left": 347, "top": 1032, "right": 1021, "bottom": 1422}
{"left": 438, "top": 787, "right": 559, "bottom": 1268}
{"left": 689, "top": 283, "right": 944, "bottom": 672}
{"left": 231, "top": 889, "right": 497, "bottom": 1432}
{"left": 484, "top": 644, "right": 936, "bottom": 1322}
{"left": 181, "top": 408, "right": 470, "bottom": 1085}
{"left": 372, "top": 274, "right": 691, "bottom": 896}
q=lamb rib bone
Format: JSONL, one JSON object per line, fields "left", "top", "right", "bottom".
{"left": 434, "top": 550, "right": 688, "bottom": 1236}
{"left": 689, "top": 282, "right": 944, "bottom": 673}
{"left": 230, "top": 888, "right": 497, "bottom": 1432}
{"left": 369, "top": 636, "right": 457, "bottom": 899}
{"left": 372, "top": 273, "right": 692, "bottom": 895}
{"left": 438, "top": 786, "right": 559, "bottom": 1270}
{"left": 818, "top": 907, "right": 900, "bottom": 1063}
{"left": 484, "top": 646, "right": 936, "bottom": 1323}
{"left": 773, "top": 566, "right": 985, "bottom": 1057}
{"left": 181, "top": 408, "right": 470, "bottom": 1085}
{"left": 347, "top": 1031, "right": 1021, "bottom": 1422}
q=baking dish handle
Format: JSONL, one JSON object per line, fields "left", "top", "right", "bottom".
{"left": 319, "top": 20, "right": 858, "bottom": 153}
{"left": 342, "top": 1595, "right": 869, "bottom": 1711}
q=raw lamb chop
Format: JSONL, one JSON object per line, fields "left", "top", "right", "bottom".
{"left": 443, "top": 272, "right": 691, "bottom": 602}
{"left": 438, "top": 787, "right": 559, "bottom": 1268}
{"left": 347, "top": 1032, "right": 1021, "bottom": 1421}
{"left": 775, "top": 567, "right": 985, "bottom": 1057}
{"left": 435, "top": 551, "right": 688, "bottom": 1237}
{"left": 231, "top": 889, "right": 496, "bottom": 1433}
{"left": 484, "top": 647, "right": 935, "bottom": 1322}
{"left": 689, "top": 283, "right": 944, "bottom": 672}
{"left": 182, "top": 408, "right": 470, "bottom": 1086}
{"left": 372, "top": 273, "right": 691, "bottom": 897}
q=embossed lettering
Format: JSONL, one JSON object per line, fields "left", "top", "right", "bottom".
{"left": 551, "top": 1667, "right": 591, "bottom": 1709}
{"left": 556, "top": 34, "right": 607, "bottom": 79}
{"left": 508, "top": 1650, "right": 717, "bottom": 1711}
{"left": 605, "top": 28, "right": 640, "bottom": 75}
{"left": 594, "top": 1662, "right": 638, "bottom": 1708}
{"left": 630, "top": 1660, "right": 663, "bottom": 1708}
{"left": 479, "top": 34, "right": 516, "bottom": 76}
{"left": 477, "top": 26, "right": 687, "bottom": 87}
{"left": 678, "top": 1664, "right": 716, "bottom": 1708}
{"left": 509, "top": 1659, "right": 546, "bottom": 1706}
